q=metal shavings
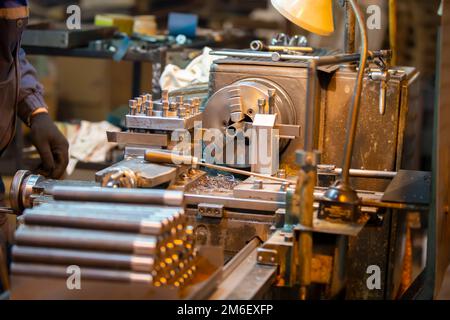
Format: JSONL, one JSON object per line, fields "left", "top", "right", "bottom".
{"left": 187, "top": 174, "right": 241, "bottom": 194}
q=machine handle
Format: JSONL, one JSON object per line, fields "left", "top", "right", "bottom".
{"left": 144, "top": 150, "right": 198, "bottom": 166}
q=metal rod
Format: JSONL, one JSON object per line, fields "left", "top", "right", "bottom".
{"left": 222, "top": 237, "right": 261, "bottom": 279}
{"left": 211, "top": 49, "right": 387, "bottom": 64}
{"left": 23, "top": 210, "right": 172, "bottom": 236}
{"left": 11, "top": 263, "right": 153, "bottom": 284}
{"left": 14, "top": 226, "right": 158, "bottom": 255}
{"left": 52, "top": 186, "right": 184, "bottom": 207}
{"left": 389, "top": 0, "right": 398, "bottom": 65}
{"left": 250, "top": 40, "right": 314, "bottom": 53}
{"left": 341, "top": 0, "right": 369, "bottom": 185}
{"left": 12, "top": 246, "right": 155, "bottom": 273}
{"left": 360, "top": 199, "right": 429, "bottom": 211}
{"left": 304, "top": 61, "right": 320, "bottom": 151}
{"left": 317, "top": 167, "right": 398, "bottom": 179}
{"left": 344, "top": 0, "right": 356, "bottom": 54}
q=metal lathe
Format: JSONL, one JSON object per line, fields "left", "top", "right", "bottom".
{"left": 4, "top": 0, "right": 448, "bottom": 301}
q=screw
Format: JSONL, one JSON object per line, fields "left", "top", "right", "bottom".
{"left": 162, "top": 90, "right": 169, "bottom": 102}
{"left": 149, "top": 100, "right": 153, "bottom": 117}
{"left": 163, "top": 100, "right": 169, "bottom": 117}
{"left": 277, "top": 169, "right": 287, "bottom": 179}
{"left": 258, "top": 98, "right": 266, "bottom": 114}
{"left": 128, "top": 99, "right": 137, "bottom": 115}
{"left": 253, "top": 179, "right": 264, "bottom": 189}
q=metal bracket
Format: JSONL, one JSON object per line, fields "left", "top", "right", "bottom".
{"left": 256, "top": 248, "right": 278, "bottom": 266}
{"left": 198, "top": 203, "right": 224, "bottom": 218}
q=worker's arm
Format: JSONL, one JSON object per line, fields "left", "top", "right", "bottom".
{"left": 18, "top": 49, "right": 69, "bottom": 179}
{"left": 17, "top": 48, "right": 47, "bottom": 125}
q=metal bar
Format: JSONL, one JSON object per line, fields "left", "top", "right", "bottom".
{"left": 389, "top": 0, "right": 398, "bottom": 65}
{"left": 52, "top": 186, "right": 183, "bottom": 206}
{"left": 317, "top": 167, "right": 398, "bottom": 179}
{"left": 359, "top": 199, "right": 429, "bottom": 211}
{"left": 12, "top": 246, "right": 155, "bottom": 273}
{"left": 304, "top": 60, "right": 320, "bottom": 151}
{"left": 184, "top": 193, "right": 284, "bottom": 212}
{"left": 22, "top": 210, "right": 172, "bottom": 236}
{"left": 344, "top": 0, "right": 356, "bottom": 54}
{"left": 11, "top": 263, "right": 153, "bottom": 284}
{"left": 211, "top": 49, "right": 389, "bottom": 65}
{"left": 14, "top": 226, "right": 158, "bottom": 255}
{"left": 341, "top": 0, "right": 369, "bottom": 184}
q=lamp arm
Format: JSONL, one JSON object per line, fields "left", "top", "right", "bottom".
{"left": 341, "top": 0, "right": 369, "bottom": 184}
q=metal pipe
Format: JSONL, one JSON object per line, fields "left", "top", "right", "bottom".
{"left": 52, "top": 186, "right": 183, "bottom": 207}
{"left": 304, "top": 61, "right": 320, "bottom": 151}
{"left": 344, "top": 0, "right": 356, "bottom": 54}
{"left": 14, "top": 226, "right": 158, "bottom": 255}
{"left": 23, "top": 210, "right": 172, "bottom": 236}
{"left": 12, "top": 246, "right": 155, "bottom": 273}
{"left": 389, "top": 0, "right": 398, "bottom": 65}
{"left": 211, "top": 49, "right": 388, "bottom": 66}
{"left": 341, "top": 0, "right": 369, "bottom": 185}
{"left": 360, "top": 199, "right": 429, "bottom": 211}
{"left": 317, "top": 166, "right": 398, "bottom": 179}
{"left": 12, "top": 263, "right": 153, "bottom": 284}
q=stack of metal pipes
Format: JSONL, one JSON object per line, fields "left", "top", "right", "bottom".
{"left": 11, "top": 197, "right": 197, "bottom": 288}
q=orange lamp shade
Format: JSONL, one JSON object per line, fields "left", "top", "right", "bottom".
{"left": 271, "top": 0, "right": 335, "bottom": 36}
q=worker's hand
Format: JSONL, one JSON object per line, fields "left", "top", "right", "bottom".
{"left": 30, "top": 113, "right": 69, "bottom": 179}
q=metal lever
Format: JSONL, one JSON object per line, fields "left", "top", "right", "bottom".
{"left": 369, "top": 69, "right": 390, "bottom": 115}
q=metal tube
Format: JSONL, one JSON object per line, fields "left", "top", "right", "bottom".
{"left": 304, "top": 61, "right": 320, "bottom": 151}
{"left": 341, "top": 0, "right": 369, "bottom": 184}
{"left": 12, "top": 263, "right": 153, "bottom": 284}
{"left": 389, "top": 0, "right": 398, "bottom": 65}
{"left": 12, "top": 246, "right": 155, "bottom": 273}
{"left": 23, "top": 210, "right": 172, "bottom": 236}
{"left": 14, "top": 226, "right": 158, "bottom": 255}
{"left": 52, "top": 186, "right": 183, "bottom": 207}
{"left": 317, "top": 167, "right": 398, "bottom": 179}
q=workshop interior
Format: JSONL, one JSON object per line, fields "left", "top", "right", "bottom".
{"left": 0, "top": 0, "right": 449, "bottom": 301}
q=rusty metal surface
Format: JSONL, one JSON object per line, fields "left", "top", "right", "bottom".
{"left": 319, "top": 68, "right": 418, "bottom": 192}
